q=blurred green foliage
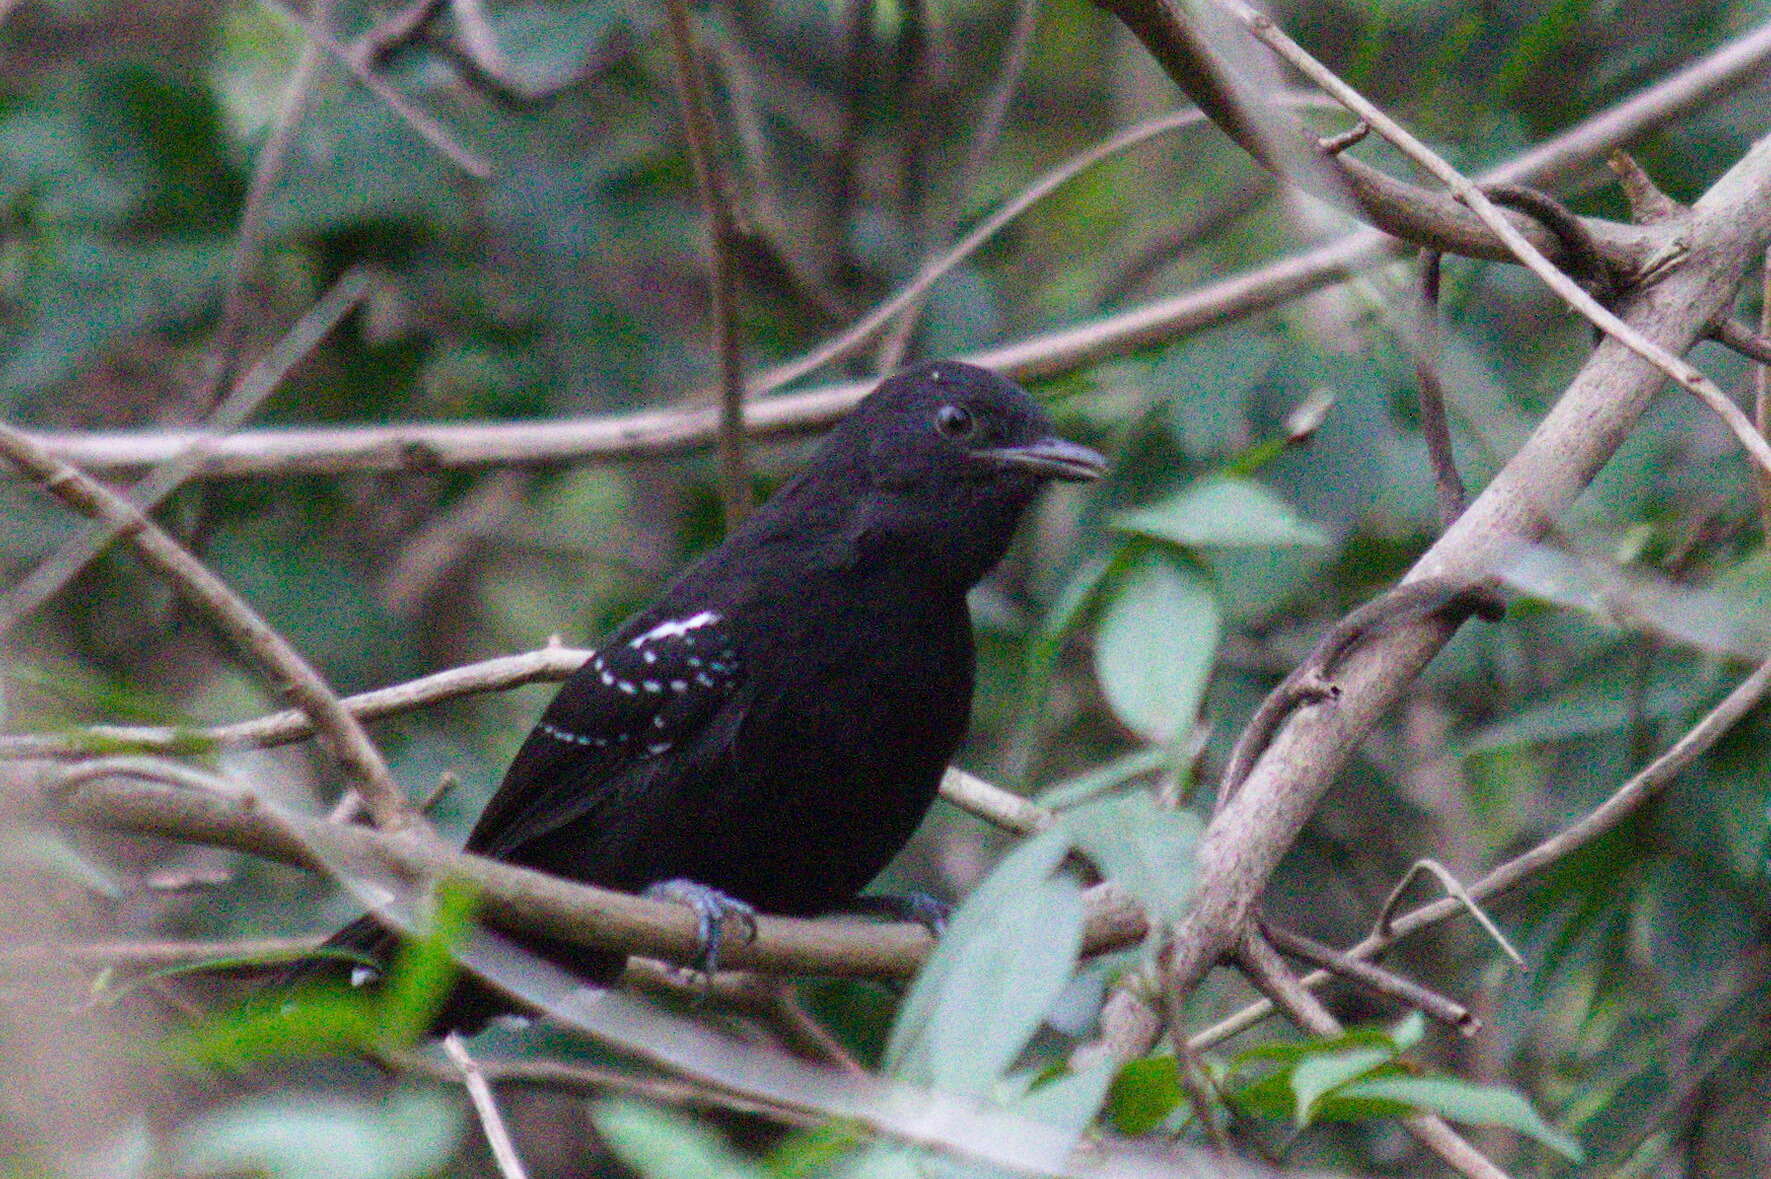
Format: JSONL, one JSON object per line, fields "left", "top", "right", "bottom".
{"left": 2, "top": 0, "right": 1771, "bottom": 1175}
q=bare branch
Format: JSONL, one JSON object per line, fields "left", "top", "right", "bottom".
{"left": 444, "top": 1034, "right": 532, "bottom": 1179}
{"left": 1414, "top": 251, "right": 1468, "bottom": 528}
{"left": 1376, "top": 860, "right": 1524, "bottom": 969}
{"left": 0, "top": 645, "right": 591, "bottom": 761}
{"left": 23, "top": 22, "right": 1771, "bottom": 482}
{"left": 1161, "top": 117, "right": 1771, "bottom": 1039}
{"left": 260, "top": 0, "right": 492, "bottom": 178}
{"left": 0, "top": 270, "right": 372, "bottom": 641}
{"left": 1259, "top": 921, "right": 1479, "bottom": 1035}
{"left": 1222, "top": 0, "right": 1771, "bottom": 485}
{"left": 1190, "top": 649, "right": 1771, "bottom": 1053}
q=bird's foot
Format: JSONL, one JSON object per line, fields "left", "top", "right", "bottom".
{"left": 644, "top": 878, "right": 758, "bottom": 975}
{"left": 837, "top": 891, "right": 951, "bottom": 936}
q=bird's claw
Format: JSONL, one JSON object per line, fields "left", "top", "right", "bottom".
{"left": 645, "top": 878, "right": 758, "bottom": 975}
{"left": 840, "top": 891, "right": 951, "bottom": 936}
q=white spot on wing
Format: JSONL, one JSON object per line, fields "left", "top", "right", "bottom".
{"left": 350, "top": 965, "right": 377, "bottom": 988}
{"left": 630, "top": 610, "right": 721, "bottom": 648}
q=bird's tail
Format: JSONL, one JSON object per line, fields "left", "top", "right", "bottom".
{"left": 272, "top": 914, "right": 538, "bottom": 1035}
{"left": 277, "top": 913, "right": 397, "bottom": 994}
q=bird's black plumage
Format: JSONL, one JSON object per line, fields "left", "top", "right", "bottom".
{"left": 308, "top": 361, "right": 1105, "bottom": 1031}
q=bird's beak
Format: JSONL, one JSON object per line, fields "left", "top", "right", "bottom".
{"left": 979, "top": 436, "right": 1109, "bottom": 482}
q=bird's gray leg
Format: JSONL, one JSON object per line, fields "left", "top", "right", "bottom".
{"left": 644, "top": 878, "right": 758, "bottom": 975}
{"left": 834, "top": 892, "right": 951, "bottom": 935}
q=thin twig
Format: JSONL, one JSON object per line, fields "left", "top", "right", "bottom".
{"left": 1375, "top": 860, "right": 1525, "bottom": 968}
{"left": 760, "top": 980, "right": 869, "bottom": 1074}
{"left": 0, "top": 936, "right": 322, "bottom": 970}
{"left": 1414, "top": 251, "right": 1468, "bottom": 528}
{"left": 193, "top": 2, "right": 336, "bottom": 416}
{"left": 385, "top": 1048, "right": 821, "bottom": 1126}
{"left": 874, "top": 0, "right": 1044, "bottom": 372}
{"left": 1234, "top": 930, "right": 1514, "bottom": 1179}
{"left": 0, "top": 645, "right": 592, "bottom": 760}
{"left": 0, "top": 270, "right": 372, "bottom": 641}
{"left": 1714, "top": 317, "right": 1771, "bottom": 365}
{"left": 0, "top": 426, "right": 416, "bottom": 833}
{"left": 939, "top": 767, "right": 1054, "bottom": 835}
{"left": 767, "top": 107, "right": 1226, "bottom": 390}
{"left": 662, "top": 0, "right": 752, "bottom": 527}
{"left": 1259, "top": 920, "right": 1479, "bottom": 1034}
{"left": 352, "top": 0, "right": 444, "bottom": 63}
{"left": 260, "top": 0, "right": 492, "bottom": 178}
{"left": 1221, "top": 0, "right": 1771, "bottom": 485}
{"left": 444, "top": 1033, "right": 532, "bottom": 1179}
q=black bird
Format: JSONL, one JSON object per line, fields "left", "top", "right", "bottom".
{"left": 309, "top": 360, "right": 1105, "bottom": 1031}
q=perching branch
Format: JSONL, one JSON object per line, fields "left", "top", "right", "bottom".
{"left": 37, "top": 769, "right": 1150, "bottom": 979}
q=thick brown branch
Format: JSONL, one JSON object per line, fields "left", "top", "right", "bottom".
{"left": 1089, "top": 0, "right": 1656, "bottom": 271}
{"left": 39, "top": 773, "right": 1147, "bottom": 980}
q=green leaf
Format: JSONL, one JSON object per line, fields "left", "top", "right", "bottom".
{"left": 1012, "top": 555, "right": 1118, "bottom": 767}
{"left": 1106, "top": 1056, "right": 1183, "bottom": 1135}
{"left": 1229, "top": 1024, "right": 1397, "bottom": 1071}
{"left": 168, "top": 988, "right": 382, "bottom": 1068}
{"left": 1288, "top": 1047, "right": 1394, "bottom": 1125}
{"left": 1061, "top": 790, "right": 1200, "bottom": 924}
{"left": 1389, "top": 1010, "right": 1426, "bottom": 1051}
{"left": 1092, "top": 555, "right": 1221, "bottom": 743}
{"left": 1035, "top": 745, "right": 1171, "bottom": 810}
{"left": 1337, "top": 1076, "right": 1584, "bottom": 1161}
{"left": 593, "top": 1100, "right": 769, "bottom": 1179}
{"left": 1008, "top": 1061, "right": 1118, "bottom": 1135}
{"left": 1114, "top": 477, "right": 1329, "bottom": 550}
{"left": 884, "top": 830, "right": 1084, "bottom": 1096}
{"left": 375, "top": 877, "right": 479, "bottom": 1047}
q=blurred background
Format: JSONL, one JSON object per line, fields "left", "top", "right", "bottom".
{"left": 3, "top": 0, "right": 1771, "bottom": 1175}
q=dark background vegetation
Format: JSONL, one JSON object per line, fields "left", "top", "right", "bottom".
{"left": 3, "top": 0, "right": 1771, "bottom": 1175}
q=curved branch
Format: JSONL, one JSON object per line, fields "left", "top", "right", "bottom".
{"left": 0, "top": 424, "right": 417, "bottom": 834}
{"left": 1092, "top": 0, "right": 1696, "bottom": 272}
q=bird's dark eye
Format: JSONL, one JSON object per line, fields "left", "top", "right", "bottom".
{"left": 935, "top": 404, "right": 975, "bottom": 440}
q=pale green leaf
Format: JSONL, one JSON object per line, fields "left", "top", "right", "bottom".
{"left": 1092, "top": 557, "right": 1220, "bottom": 742}
{"left": 1114, "top": 477, "right": 1329, "bottom": 550}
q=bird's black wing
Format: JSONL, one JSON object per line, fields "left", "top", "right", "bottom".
{"left": 465, "top": 608, "right": 746, "bottom": 860}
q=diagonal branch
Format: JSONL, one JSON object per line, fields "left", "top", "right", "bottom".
{"left": 0, "top": 425, "right": 417, "bottom": 834}
{"left": 1157, "top": 109, "right": 1771, "bottom": 1040}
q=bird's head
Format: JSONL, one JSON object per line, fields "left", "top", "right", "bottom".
{"left": 852, "top": 361, "right": 1107, "bottom": 490}
{"left": 818, "top": 361, "right": 1106, "bottom": 584}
